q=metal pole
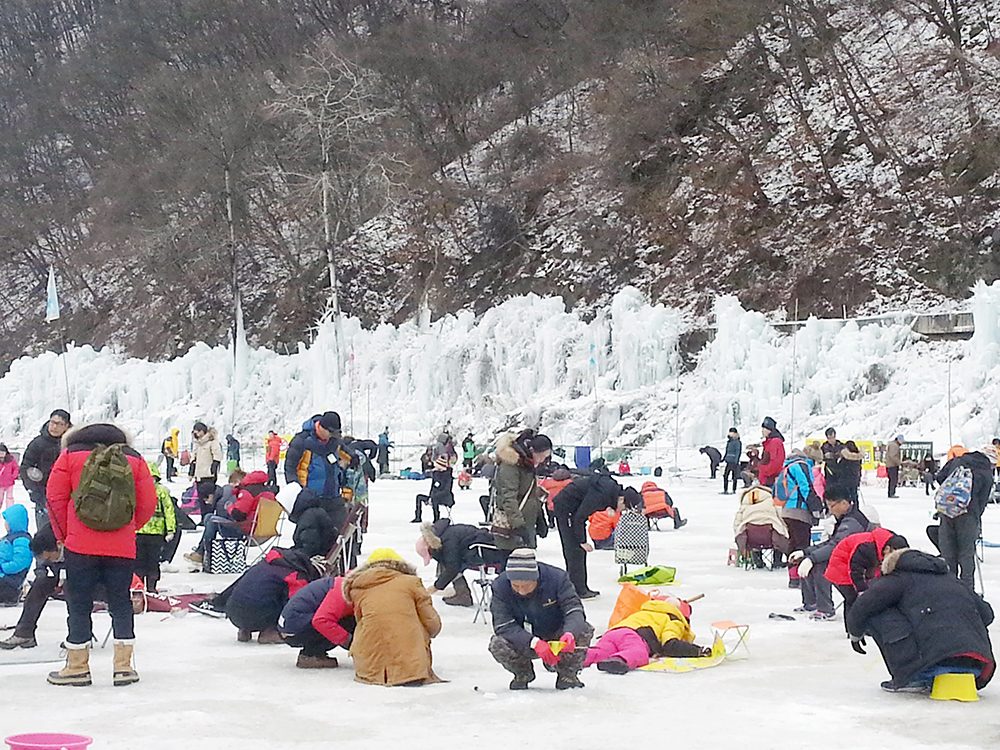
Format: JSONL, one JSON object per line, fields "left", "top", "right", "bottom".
{"left": 673, "top": 341, "right": 680, "bottom": 473}
{"left": 790, "top": 299, "right": 798, "bottom": 446}
{"left": 947, "top": 358, "right": 953, "bottom": 446}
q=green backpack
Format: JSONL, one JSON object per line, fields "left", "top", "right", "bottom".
{"left": 72, "top": 444, "right": 136, "bottom": 531}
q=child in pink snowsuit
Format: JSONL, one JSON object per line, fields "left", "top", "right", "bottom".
{"left": 584, "top": 599, "right": 710, "bottom": 674}
{"left": 0, "top": 445, "right": 18, "bottom": 510}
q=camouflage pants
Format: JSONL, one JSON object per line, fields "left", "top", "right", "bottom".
{"left": 489, "top": 624, "right": 594, "bottom": 678}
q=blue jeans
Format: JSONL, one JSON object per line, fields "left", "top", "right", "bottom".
{"left": 64, "top": 550, "right": 134, "bottom": 644}
{"left": 196, "top": 514, "right": 245, "bottom": 554}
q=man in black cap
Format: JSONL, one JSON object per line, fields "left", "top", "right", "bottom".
{"left": 284, "top": 411, "right": 343, "bottom": 502}
{"left": 21, "top": 408, "right": 71, "bottom": 528}
{"left": 488, "top": 548, "right": 594, "bottom": 690}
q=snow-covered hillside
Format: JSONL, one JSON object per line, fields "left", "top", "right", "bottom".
{"left": 3, "top": 281, "right": 1000, "bottom": 464}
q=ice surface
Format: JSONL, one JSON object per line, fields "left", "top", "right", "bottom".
{"left": 0, "top": 460, "right": 996, "bottom": 749}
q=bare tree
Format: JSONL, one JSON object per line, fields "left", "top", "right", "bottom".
{"left": 269, "top": 43, "right": 405, "bottom": 318}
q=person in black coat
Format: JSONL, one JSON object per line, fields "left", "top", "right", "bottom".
{"left": 721, "top": 428, "right": 742, "bottom": 494}
{"left": 21, "top": 409, "right": 71, "bottom": 528}
{"left": 224, "top": 548, "right": 322, "bottom": 643}
{"left": 935, "top": 447, "right": 995, "bottom": 589}
{"left": 488, "top": 549, "right": 594, "bottom": 690}
{"left": 847, "top": 548, "right": 995, "bottom": 692}
{"left": 416, "top": 519, "right": 505, "bottom": 607}
{"left": 289, "top": 489, "right": 346, "bottom": 559}
{"left": 699, "top": 445, "right": 722, "bottom": 479}
{"left": 552, "top": 473, "right": 627, "bottom": 599}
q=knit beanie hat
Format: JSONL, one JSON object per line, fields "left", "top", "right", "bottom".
{"left": 506, "top": 548, "right": 538, "bottom": 581}
{"left": 367, "top": 548, "right": 403, "bottom": 564}
{"left": 762, "top": 416, "right": 777, "bottom": 432}
{"left": 318, "top": 411, "right": 342, "bottom": 433}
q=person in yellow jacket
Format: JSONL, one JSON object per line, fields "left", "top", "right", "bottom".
{"left": 135, "top": 462, "right": 177, "bottom": 593}
{"left": 583, "top": 599, "right": 711, "bottom": 673}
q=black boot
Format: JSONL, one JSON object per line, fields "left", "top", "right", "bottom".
{"left": 411, "top": 496, "right": 422, "bottom": 523}
{"left": 443, "top": 576, "right": 474, "bottom": 607}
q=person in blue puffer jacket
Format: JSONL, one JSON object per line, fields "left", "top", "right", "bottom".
{"left": 284, "top": 412, "right": 343, "bottom": 500}
{"left": 0, "top": 505, "right": 33, "bottom": 603}
{"left": 775, "top": 449, "right": 817, "bottom": 590}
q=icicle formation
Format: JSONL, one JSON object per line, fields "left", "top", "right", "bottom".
{"left": 0, "top": 288, "right": 680, "bottom": 444}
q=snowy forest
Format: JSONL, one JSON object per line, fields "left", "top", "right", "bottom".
{"left": 2, "top": 0, "right": 1000, "bottom": 376}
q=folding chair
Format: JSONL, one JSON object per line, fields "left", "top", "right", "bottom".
{"left": 711, "top": 620, "right": 750, "bottom": 659}
{"left": 469, "top": 543, "right": 502, "bottom": 624}
{"left": 245, "top": 498, "right": 286, "bottom": 566}
{"left": 323, "top": 503, "right": 364, "bottom": 577}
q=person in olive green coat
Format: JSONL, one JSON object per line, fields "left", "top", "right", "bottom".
{"left": 489, "top": 430, "right": 552, "bottom": 552}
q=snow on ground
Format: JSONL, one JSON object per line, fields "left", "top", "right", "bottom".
{"left": 1, "top": 448, "right": 998, "bottom": 750}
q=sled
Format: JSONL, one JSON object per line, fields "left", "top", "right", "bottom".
{"left": 639, "top": 636, "right": 726, "bottom": 672}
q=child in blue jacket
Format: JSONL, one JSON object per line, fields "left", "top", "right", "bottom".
{"left": 0, "top": 505, "right": 32, "bottom": 603}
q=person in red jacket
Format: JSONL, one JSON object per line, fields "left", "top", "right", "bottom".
{"left": 265, "top": 431, "right": 284, "bottom": 488}
{"left": 45, "top": 423, "right": 157, "bottom": 687}
{"left": 825, "top": 528, "right": 908, "bottom": 630}
{"left": 758, "top": 417, "right": 786, "bottom": 488}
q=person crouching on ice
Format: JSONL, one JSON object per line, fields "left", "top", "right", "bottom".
{"left": 343, "top": 548, "right": 442, "bottom": 686}
{"left": 584, "top": 599, "right": 711, "bottom": 674}
{"left": 488, "top": 548, "right": 594, "bottom": 690}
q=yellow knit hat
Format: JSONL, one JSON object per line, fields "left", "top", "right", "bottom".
{"left": 367, "top": 548, "right": 404, "bottom": 564}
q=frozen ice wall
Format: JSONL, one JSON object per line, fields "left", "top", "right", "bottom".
{"left": 3, "top": 283, "right": 1000, "bottom": 461}
{"left": 0, "top": 288, "right": 681, "bottom": 453}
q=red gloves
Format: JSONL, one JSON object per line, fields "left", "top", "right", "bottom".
{"left": 559, "top": 632, "right": 576, "bottom": 652}
{"left": 532, "top": 639, "right": 560, "bottom": 666}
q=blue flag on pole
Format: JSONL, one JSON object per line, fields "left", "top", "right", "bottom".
{"left": 45, "top": 266, "right": 60, "bottom": 322}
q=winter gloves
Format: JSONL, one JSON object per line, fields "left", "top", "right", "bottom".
{"left": 531, "top": 633, "right": 577, "bottom": 666}
{"left": 850, "top": 635, "right": 866, "bottom": 654}
{"left": 796, "top": 557, "right": 814, "bottom": 578}
{"left": 532, "top": 639, "right": 560, "bottom": 666}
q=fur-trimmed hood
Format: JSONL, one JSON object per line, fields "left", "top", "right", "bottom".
{"left": 841, "top": 446, "right": 864, "bottom": 461}
{"left": 881, "top": 548, "right": 949, "bottom": 576}
{"left": 495, "top": 431, "right": 522, "bottom": 467}
{"left": 420, "top": 520, "right": 446, "bottom": 551}
{"left": 62, "top": 423, "right": 133, "bottom": 449}
{"left": 194, "top": 427, "right": 219, "bottom": 446}
{"left": 342, "top": 558, "right": 418, "bottom": 604}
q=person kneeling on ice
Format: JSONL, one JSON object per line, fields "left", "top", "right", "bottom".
{"left": 788, "top": 487, "right": 871, "bottom": 621}
{"left": 225, "top": 548, "right": 323, "bottom": 644}
{"left": 584, "top": 599, "right": 712, "bottom": 674}
{"left": 278, "top": 575, "right": 355, "bottom": 669}
{"left": 488, "top": 548, "right": 594, "bottom": 690}
{"left": 0, "top": 525, "right": 62, "bottom": 649}
{"left": 343, "top": 548, "right": 442, "bottom": 686}
{"left": 824, "top": 528, "right": 908, "bottom": 629}
{"left": 0, "top": 505, "right": 32, "bottom": 603}
{"left": 847, "top": 546, "right": 995, "bottom": 693}
{"left": 416, "top": 519, "right": 505, "bottom": 607}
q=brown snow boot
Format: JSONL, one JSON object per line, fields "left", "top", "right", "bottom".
{"left": 443, "top": 576, "right": 474, "bottom": 607}
{"left": 47, "top": 642, "right": 92, "bottom": 686}
{"left": 113, "top": 640, "right": 140, "bottom": 686}
{"left": 257, "top": 627, "right": 285, "bottom": 644}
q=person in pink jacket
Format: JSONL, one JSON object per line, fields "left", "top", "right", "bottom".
{"left": 0, "top": 445, "right": 19, "bottom": 510}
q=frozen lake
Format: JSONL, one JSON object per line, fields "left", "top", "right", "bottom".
{"left": 1, "top": 454, "right": 997, "bottom": 750}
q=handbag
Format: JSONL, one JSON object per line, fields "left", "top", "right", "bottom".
{"left": 179, "top": 450, "right": 191, "bottom": 466}
{"left": 205, "top": 537, "right": 248, "bottom": 575}
{"left": 490, "top": 485, "right": 533, "bottom": 541}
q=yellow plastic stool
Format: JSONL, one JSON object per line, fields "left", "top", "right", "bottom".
{"left": 930, "top": 673, "right": 978, "bottom": 702}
